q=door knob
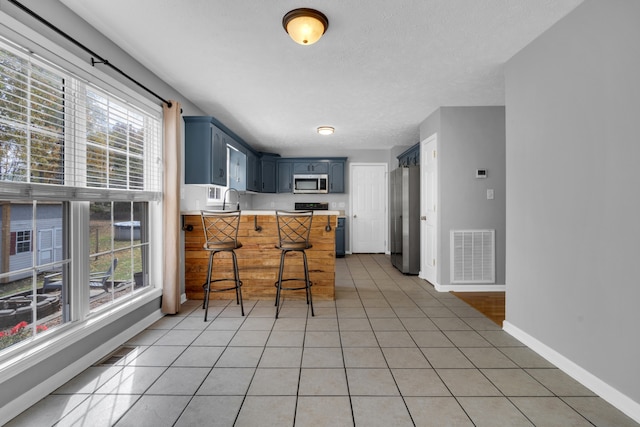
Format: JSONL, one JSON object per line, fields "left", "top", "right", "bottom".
{"left": 353, "top": 214, "right": 357, "bottom": 218}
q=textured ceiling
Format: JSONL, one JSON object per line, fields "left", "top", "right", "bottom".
{"left": 60, "top": 0, "right": 583, "bottom": 152}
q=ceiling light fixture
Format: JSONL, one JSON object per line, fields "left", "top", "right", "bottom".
{"left": 282, "top": 8, "right": 329, "bottom": 45}
{"left": 317, "top": 126, "right": 335, "bottom": 135}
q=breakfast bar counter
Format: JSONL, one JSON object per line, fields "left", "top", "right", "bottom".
{"left": 182, "top": 210, "right": 338, "bottom": 301}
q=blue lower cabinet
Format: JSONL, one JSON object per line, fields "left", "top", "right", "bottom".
{"left": 336, "top": 217, "right": 345, "bottom": 257}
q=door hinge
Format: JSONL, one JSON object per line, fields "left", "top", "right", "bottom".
{"left": 433, "top": 150, "right": 437, "bottom": 158}
{"left": 433, "top": 259, "right": 436, "bottom": 266}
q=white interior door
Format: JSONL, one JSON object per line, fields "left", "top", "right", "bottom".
{"left": 350, "top": 163, "right": 387, "bottom": 253}
{"left": 420, "top": 134, "right": 438, "bottom": 284}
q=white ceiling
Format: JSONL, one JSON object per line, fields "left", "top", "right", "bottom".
{"left": 60, "top": 0, "right": 582, "bottom": 152}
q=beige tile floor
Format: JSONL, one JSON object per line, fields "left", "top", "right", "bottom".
{"left": 7, "top": 254, "right": 639, "bottom": 426}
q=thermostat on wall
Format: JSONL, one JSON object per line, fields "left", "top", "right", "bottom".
{"left": 476, "top": 169, "right": 487, "bottom": 178}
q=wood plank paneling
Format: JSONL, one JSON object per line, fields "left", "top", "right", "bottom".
{"left": 184, "top": 214, "right": 337, "bottom": 301}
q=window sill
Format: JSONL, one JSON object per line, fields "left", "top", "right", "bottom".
{"left": 0, "top": 287, "right": 162, "bottom": 382}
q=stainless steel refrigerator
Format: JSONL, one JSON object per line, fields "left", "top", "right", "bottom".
{"left": 390, "top": 166, "right": 420, "bottom": 274}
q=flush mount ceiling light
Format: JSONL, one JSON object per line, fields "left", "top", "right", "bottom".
{"left": 317, "top": 126, "right": 335, "bottom": 135}
{"left": 282, "top": 8, "right": 329, "bottom": 45}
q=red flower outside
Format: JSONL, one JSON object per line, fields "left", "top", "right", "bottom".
{"left": 1, "top": 321, "right": 49, "bottom": 350}
{"left": 10, "top": 321, "right": 28, "bottom": 335}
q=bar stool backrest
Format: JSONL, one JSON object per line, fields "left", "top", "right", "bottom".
{"left": 200, "top": 210, "right": 241, "bottom": 250}
{"left": 276, "top": 210, "right": 313, "bottom": 250}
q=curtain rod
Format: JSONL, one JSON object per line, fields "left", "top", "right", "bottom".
{"left": 8, "top": 0, "right": 172, "bottom": 108}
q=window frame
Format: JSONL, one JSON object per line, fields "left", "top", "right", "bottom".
{"left": 0, "top": 12, "right": 164, "bottom": 359}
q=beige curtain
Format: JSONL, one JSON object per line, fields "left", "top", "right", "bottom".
{"left": 161, "top": 100, "right": 182, "bottom": 314}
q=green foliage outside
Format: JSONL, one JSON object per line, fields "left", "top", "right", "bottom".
{"left": 89, "top": 218, "right": 144, "bottom": 282}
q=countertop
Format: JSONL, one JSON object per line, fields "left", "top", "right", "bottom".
{"left": 181, "top": 209, "right": 342, "bottom": 216}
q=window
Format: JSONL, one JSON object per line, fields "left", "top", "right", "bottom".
{"left": 0, "top": 37, "right": 162, "bottom": 352}
{"left": 88, "top": 201, "right": 149, "bottom": 311}
{"left": 0, "top": 44, "right": 65, "bottom": 185}
{"left": 15, "top": 230, "right": 31, "bottom": 253}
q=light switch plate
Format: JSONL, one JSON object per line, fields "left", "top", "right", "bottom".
{"left": 487, "top": 189, "right": 494, "bottom": 200}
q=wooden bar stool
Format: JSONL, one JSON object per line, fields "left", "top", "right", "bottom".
{"left": 201, "top": 210, "right": 244, "bottom": 320}
{"left": 274, "top": 210, "right": 314, "bottom": 319}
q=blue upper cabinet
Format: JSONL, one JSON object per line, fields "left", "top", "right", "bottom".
{"left": 184, "top": 116, "right": 347, "bottom": 193}
{"left": 228, "top": 148, "right": 246, "bottom": 191}
{"left": 260, "top": 154, "right": 278, "bottom": 193}
{"left": 276, "top": 157, "right": 347, "bottom": 193}
{"left": 246, "top": 150, "right": 260, "bottom": 192}
{"left": 397, "top": 143, "right": 420, "bottom": 167}
{"left": 293, "top": 161, "right": 329, "bottom": 174}
{"left": 184, "top": 116, "right": 227, "bottom": 186}
{"left": 329, "top": 161, "right": 345, "bottom": 193}
{"left": 277, "top": 160, "right": 293, "bottom": 193}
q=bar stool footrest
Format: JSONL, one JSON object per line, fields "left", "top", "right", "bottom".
{"left": 204, "top": 279, "right": 243, "bottom": 293}
{"left": 273, "top": 278, "right": 312, "bottom": 291}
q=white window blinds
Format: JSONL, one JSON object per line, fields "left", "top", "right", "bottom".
{"left": 0, "top": 39, "right": 161, "bottom": 201}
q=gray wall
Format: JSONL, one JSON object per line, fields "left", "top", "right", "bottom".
{"left": 505, "top": 0, "right": 640, "bottom": 406}
{"left": 419, "top": 106, "right": 506, "bottom": 287}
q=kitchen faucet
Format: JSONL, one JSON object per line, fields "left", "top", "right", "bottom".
{"left": 222, "top": 188, "right": 240, "bottom": 211}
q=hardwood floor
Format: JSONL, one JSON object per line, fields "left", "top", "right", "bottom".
{"left": 451, "top": 291, "right": 505, "bottom": 326}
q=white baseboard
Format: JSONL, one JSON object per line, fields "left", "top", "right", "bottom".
{"left": 503, "top": 321, "right": 640, "bottom": 424}
{"left": 0, "top": 307, "right": 163, "bottom": 425}
{"left": 181, "top": 292, "right": 188, "bottom": 304}
{"left": 418, "top": 276, "right": 439, "bottom": 290}
{"left": 435, "top": 284, "right": 506, "bottom": 292}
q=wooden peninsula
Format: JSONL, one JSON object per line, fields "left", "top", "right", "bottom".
{"left": 182, "top": 210, "right": 338, "bottom": 301}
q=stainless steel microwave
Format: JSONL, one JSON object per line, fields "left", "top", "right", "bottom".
{"left": 293, "top": 174, "right": 329, "bottom": 193}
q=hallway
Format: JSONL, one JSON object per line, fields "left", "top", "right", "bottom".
{"left": 7, "top": 255, "right": 637, "bottom": 426}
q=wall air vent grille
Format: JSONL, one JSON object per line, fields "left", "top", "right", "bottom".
{"left": 450, "top": 230, "right": 495, "bottom": 283}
